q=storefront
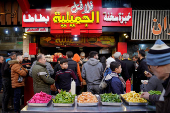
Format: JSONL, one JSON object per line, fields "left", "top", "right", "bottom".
{"left": 19, "top": 0, "right": 132, "bottom": 60}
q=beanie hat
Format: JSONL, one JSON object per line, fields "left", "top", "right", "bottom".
{"left": 113, "top": 52, "right": 121, "bottom": 59}
{"left": 23, "top": 52, "right": 29, "bottom": 58}
{"left": 106, "top": 57, "right": 115, "bottom": 68}
{"left": 80, "top": 52, "right": 85, "bottom": 56}
{"left": 146, "top": 39, "right": 170, "bottom": 66}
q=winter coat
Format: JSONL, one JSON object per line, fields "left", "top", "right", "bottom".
{"left": 115, "top": 58, "right": 130, "bottom": 81}
{"left": 137, "top": 58, "right": 149, "bottom": 81}
{"left": 8, "top": 60, "right": 28, "bottom": 88}
{"left": 72, "top": 54, "right": 83, "bottom": 82}
{"left": 32, "top": 61, "right": 55, "bottom": 94}
{"left": 82, "top": 58, "right": 103, "bottom": 85}
{"left": 104, "top": 72, "right": 124, "bottom": 94}
{"left": 1, "top": 57, "right": 12, "bottom": 79}
{"left": 122, "top": 59, "right": 135, "bottom": 78}
{"left": 29, "top": 60, "right": 54, "bottom": 77}
{"left": 53, "top": 63, "right": 61, "bottom": 79}
{"left": 141, "top": 75, "right": 163, "bottom": 92}
{"left": 149, "top": 75, "right": 170, "bottom": 113}
{"left": 67, "top": 58, "right": 80, "bottom": 86}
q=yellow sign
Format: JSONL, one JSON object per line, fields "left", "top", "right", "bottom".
{"left": 53, "top": 11, "right": 99, "bottom": 28}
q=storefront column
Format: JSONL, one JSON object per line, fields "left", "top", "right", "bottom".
{"left": 23, "top": 35, "right": 30, "bottom": 55}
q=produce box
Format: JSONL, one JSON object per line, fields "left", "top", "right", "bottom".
{"left": 120, "top": 91, "right": 148, "bottom": 106}
{"left": 77, "top": 92, "right": 98, "bottom": 106}
{"left": 27, "top": 91, "right": 52, "bottom": 107}
{"left": 52, "top": 90, "right": 76, "bottom": 107}
{"left": 100, "top": 93, "right": 122, "bottom": 106}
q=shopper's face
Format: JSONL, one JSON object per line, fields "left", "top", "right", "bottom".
{"left": 60, "top": 62, "right": 68, "bottom": 69}
{"left": 18, "top": 56, "right": 23, "bottom": 62}
{"left": 81, "top": 56, "right": 85, "bottom": 59}
{"left": 24, "top": 57, "right": 28, "bottom": 61}
{"left": 0, "top": 57, "right": 4, "bottom": 63}
{"left": 12, "top": 54, "right": 16, "bottom": 60}
{"left": 115, "top": 65, "right": 122, "bottom": 74}
{"left": 40, "top": 55, "right": 46, "bottom": 64}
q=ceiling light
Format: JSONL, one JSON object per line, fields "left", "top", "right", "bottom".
{"left": 124, "top": 33, "right": 127, "bottom": 36}
{"left": 46, "top": 8, "right": 51, "bottom": 10}
{"left": 23, "top": 36, "right": 26, "bottom": 39}
{"left": 74, "top": 37, "right": 78, "bottom": 41}
{"left": 5, "top": 30, "right": 8, "bottom": 34}
{"left": 24, "top": 33, "right": 27, "bottom": 36}
{"left": 74, "top": 35, "right": 77, "bottom": 37}
{"left": 125, "top": 35, "right": 128, "bottom": 38}
{"left": 15, "top": 28, "right": 18, "bottom": 31}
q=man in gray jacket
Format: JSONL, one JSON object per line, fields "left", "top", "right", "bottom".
{"left": 82, "top": 51, "right": 103, "bottom": 94}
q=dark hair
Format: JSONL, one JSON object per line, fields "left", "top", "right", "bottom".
{"left": 66, "top": 51, "right": 73, "bottom": 58}
{"left": 139, "top": 50, "right": 145, "bottom": 57}
{"left": 60, "top": 59, "right": 68, "bottom": 64}
{"left": 37, "top": 53, "right": 44, "bottom": 61}
{"left": 110, "top": 61, "right": 121, "bottom": 71}
{"left": 89, "top": 51, "right": 98, "bottom": 58}
{"left": 57, "top": 57, "right": 63, "bottom": 63}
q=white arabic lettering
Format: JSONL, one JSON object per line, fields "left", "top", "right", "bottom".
{"left": 103, "top": 12, "right": 131, "bottom": 24}
{"left": 23, "top": 14, "right": 49, "bottom": 24}
{"left": 26, "top": 28, "right": 47, "bottom": 32}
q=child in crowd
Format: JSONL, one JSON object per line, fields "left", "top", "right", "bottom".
{"left": 104, "top": 61, "right": 124, "bottom": 94}
{"left": 55, "top": 59, "right": 77, "bottom": 93}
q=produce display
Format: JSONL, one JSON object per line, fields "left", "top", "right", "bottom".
{"left": 77, "top": 92, "right": 98, "bottom": 103}
{"left": 121, "top": 91, "right": 147, "bottom": 103}
{"left": 100, "top": 93, "right": 121, "bottom": 103}
{"left": 52, "top": 90, "right": 76, "bottom": 103}
{"left": 29, "top": 91, "right": 52, "bottom": 103}
{"left": 148, "top": 90, "right": 161, "bottom": 95}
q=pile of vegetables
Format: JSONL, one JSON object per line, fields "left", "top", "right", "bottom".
{"left": 29, "top": 91, "right": 52, "bottom": 103}
{"left": 100, "top": 93, "right": 121, "bottom": 103}
{"left": 52, "top": 90, "right": 76, "bottom": 103}
{"left": 148, "top": 90, "right": 161, "bottom": 95}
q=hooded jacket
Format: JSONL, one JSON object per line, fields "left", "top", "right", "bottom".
{"left": 32, "top": 61, "right": 55, "bottom": 94}
{"left": 72, "top": 54, "right": 83, "bottom": 82}
{"left": 82, "top": 58, "right": 103, "bottom": 85}
{"left": 8, "top": 60, "right": 28, "bottom": 88}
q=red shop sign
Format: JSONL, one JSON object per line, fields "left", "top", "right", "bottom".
{"left": 51, "top": 0, "right": 132, "bottom": 35}
{"left": 22, "top": 9, "right": 51, "bottom": 27}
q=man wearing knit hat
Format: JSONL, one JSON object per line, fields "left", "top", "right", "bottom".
{"left": 141, "top": 39, "right": 170, "bottom": 113}
{"left": 22, "top": 52, "right": 32, "bottom": 70}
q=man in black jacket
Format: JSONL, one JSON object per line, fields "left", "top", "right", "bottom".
{"left": 135, "top": 50, "right": 149, "bottom": 93}
{"left": 113, "top": 52, "right": 130, "bottom": 81}
{"left": 122, "top": 53, "right": 135, "bottom": 79}
{"left": 1, "top": 52, "right": 16, "bottom": 113}
{"left": 66, "top": 51, "right": 80, "bottom": 95}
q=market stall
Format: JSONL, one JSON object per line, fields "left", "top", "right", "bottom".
{"left": 21, "top": 92, "right": 156, "bottom": 113}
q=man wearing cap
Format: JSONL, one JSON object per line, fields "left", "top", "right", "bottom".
{"left": 22, "top": 52, "right": 32, "bottom": 70}
{"left": 141, "top": 39, "right": 170, "bottom": 113}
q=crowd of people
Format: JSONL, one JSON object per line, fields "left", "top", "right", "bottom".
{"left": 0, "top": 39, "right": 170, "bottom": 113}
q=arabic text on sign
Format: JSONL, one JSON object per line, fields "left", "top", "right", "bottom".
{"left": 152, "top": 16, "right": 170, "bottom": 35}
{"left": 23, "top": 14, "right": 49, "bottom": 24}
{"left": 25, "top": 28, "right": 48, "bottom": 32}
{"left": 71, "top": 0, "right": 93, "bottom": 14}
{"left": 53, "top": 11, "right": 99, "bottom": 28}
{"left": 103, "top": 12, "right": 131, "bottom": 24}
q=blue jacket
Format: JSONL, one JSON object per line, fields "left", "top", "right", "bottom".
{"left": 104, "top": 68, "right": 112, "bottom": 76}
{"left": 104, "top": 72, "right": 124, "bottom": 94}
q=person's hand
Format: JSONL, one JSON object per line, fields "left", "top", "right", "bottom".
{"left": 26, "top": 65, "right": 31, "bottom": 67}
{"left": 144, "top": 71, "right": 152, "bottom": 78}
{"left": 143, "top": 81, "right": 148, "bottom": 84}
{"left": 140, "top": 92, "right": 150, "bottom": 100}
{"left": 58, "top": 89, "right": 61, "bottom": 93}
{"left": 79, "top": 60, "right": 83, "bottom": 64}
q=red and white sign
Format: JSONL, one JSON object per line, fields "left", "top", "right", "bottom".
{"left": 21, "top": 0, "right": 132, "bottom": 35}
{"left": 22, "top": 9, "right": 51, "bottom": 27}
{"left": 25, "top": 28, "right": 48, "bottom": 32}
